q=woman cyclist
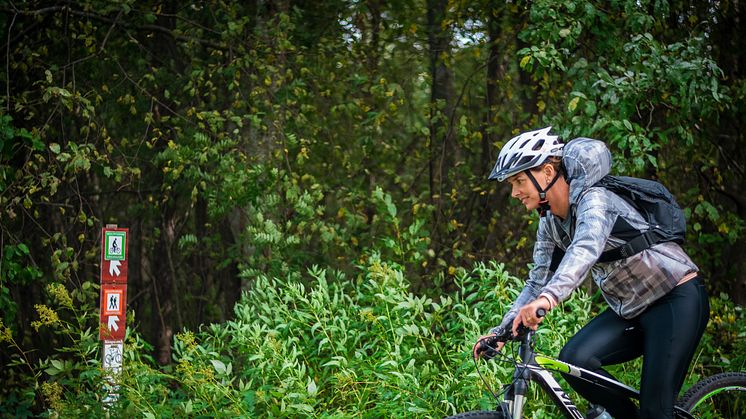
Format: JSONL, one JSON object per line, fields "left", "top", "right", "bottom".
{"left": 473, "top": 127, "right": 710, "bottom": 418}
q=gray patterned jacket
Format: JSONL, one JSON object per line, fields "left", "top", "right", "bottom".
{"left": 493, "top": 138, "right": 698, "bottom": 332}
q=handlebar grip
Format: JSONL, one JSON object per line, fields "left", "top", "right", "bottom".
{"left": 536, "top": 308, "right": 546, "bottom": 318}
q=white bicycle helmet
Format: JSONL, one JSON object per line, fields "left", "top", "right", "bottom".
{"left": 489, "top": 126, "right": 564, "bottom": 181}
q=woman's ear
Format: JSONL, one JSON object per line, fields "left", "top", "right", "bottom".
{"left": 543, "top": 163, "right": 555, "bottom": 178}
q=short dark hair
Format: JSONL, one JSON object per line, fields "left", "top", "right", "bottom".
{"left": 531, "top": 156, "right": 566, "bottom": 178}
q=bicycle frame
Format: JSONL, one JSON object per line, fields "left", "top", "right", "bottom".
{"left": 500, "top": 330, "right": 695, "bottom": 419}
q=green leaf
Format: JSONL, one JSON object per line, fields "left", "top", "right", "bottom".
{"left": 45, "top": 366, "right": 61, "bottom": 376}
{"left": 584, "top": 101, "right": 597, "bottom": 116}
{"left": 519, "top": 55, "right": 531, "bottom": 69}
{"left": 386, "top": 201, "right": 397, "bottom": 218}
{"left": 289, "top": 404, "right": 314, "bottom": 413}
{"left": 568, "top": 97, "right": 580, "bottom": 112}
{"left": 45, "top": 359, "right": 66, "bottom": 376}
{"left": 211, "top": 359, "right": 227, "bottom": 374}
{"left": 307, "top": 378, "right": 317, "bottom": 396}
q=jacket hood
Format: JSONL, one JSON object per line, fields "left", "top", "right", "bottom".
{"left": 563, "top": 138, "right": 612, "bottom": 205}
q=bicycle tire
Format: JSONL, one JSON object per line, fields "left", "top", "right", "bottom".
{"left": 677, "top": 371, "right": 746, "bottom": 417}
{"left": 445, "top": 410, "right": 505, "bottom": 419}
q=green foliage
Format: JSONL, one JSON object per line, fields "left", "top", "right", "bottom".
{"left": 236, "top": 169, "right": 340, "bottom": 281}
{"left": 371, "top": 187, "right": 433, "bottom": 268}
{"left": 5, "top": 258, "right": 561, "bottom": 417}
{"left": 1, "top": 280, "right": 104, "bottom": 417}
{"left": 4, "top": 256, "right": 741, "bottom": 417}
{"left": 689, "top": 293, "right": 746, "bottom": 377}
{"left": 0, "top": 243, "right": 42, "bottom": 325}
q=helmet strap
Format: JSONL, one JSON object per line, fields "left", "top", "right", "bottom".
{"left": 525, "top": 170, "right": 561, "bottom": 217}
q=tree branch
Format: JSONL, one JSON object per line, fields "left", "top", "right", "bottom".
{"left": 0, "top": 5, "right": 229, "bottom": 51}
{"left": 5, "top": 12, "right": 16, "bottom": 112}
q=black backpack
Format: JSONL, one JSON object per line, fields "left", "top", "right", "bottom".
{"left": 549, "top": 175, "right": 686, "bottom": 269}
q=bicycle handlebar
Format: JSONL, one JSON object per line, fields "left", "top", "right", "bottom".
{"left": 473, "top": 307, "right": 547, "bottom": 360}
{"left": 493, "top": 307, "right": 548, "bottom": 342}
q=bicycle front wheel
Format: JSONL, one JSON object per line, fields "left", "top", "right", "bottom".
{"left": 677, "top": 372, "right": 746, "bottom": 418}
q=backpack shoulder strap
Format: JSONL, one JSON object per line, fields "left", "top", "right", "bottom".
{"left": 597, "top": 229, "right": 663, "bottom": 263}
{"left": 548, "top": 219, "right": 660, "bottom": 267}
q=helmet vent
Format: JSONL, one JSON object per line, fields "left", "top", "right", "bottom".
{"left": 516, "top": 156, "right": 533, "bottom": 167}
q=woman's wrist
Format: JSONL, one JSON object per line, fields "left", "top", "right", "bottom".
{"left": 538, "top": 293, "right": 556, "bottom": 310}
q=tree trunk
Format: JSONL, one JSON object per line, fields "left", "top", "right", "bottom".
{"left": 476, "top": 6, "right": 507, "bottom": 253}
{"left": 514, "top": 5, "right": 537, "bottom": 121}
{"left": 194, "top": 197, "right": 210, "bottom": 326}
{"left": 218, "top": 218, "right": 241, "bottom": 321}
{"left": 153, "top": 206, "right": 177, "bottom": 365}
{"left": 426, "top": 0, "right": 456, "bottom": 203}
{"left": 145, "top": 0, "right": 181, "bottom": 365}
{"left": 714, "top": 0, "right": 746, "bottom": 304}
{"left": 426, "top": 0, "right": 457, "bottom": 267}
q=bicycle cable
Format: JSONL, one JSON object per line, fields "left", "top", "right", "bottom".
{"left": 473, "top": 355, "right": 501, "bottom": 400}
{"left": 473, "top": 330, "right": 540, "bottom": 404}
{"left": 473, "top": 340, "right": 520, "bottom": 401}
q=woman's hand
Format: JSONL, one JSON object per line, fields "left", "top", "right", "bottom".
{"left": 512, "top": 297, "right": 551, "bottom": 336}
{"left": 472, "top": 334, "right": 506, "bottom": 360}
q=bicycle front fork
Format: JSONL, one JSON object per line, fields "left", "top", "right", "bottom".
{"left": 504, "top": 330, "right": 535, "bottom": 418}
{"left": 503, "top": 365, "right": 531, "bottom": 419}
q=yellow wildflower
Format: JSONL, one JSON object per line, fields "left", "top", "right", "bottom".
{"left": 31, "top": 305, "right": 60, "bottom": 331}
{"left": 47, "top": 283, "right": 73, "bottom": 309}
{"left": 0, "top": 319, "right": 12, "bottom": 343}
{"left": 41, "top": 381, "right": 64, "bottom": 412}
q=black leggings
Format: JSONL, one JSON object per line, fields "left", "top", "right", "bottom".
{"left": 558, "top": 277, "right": 709, "bottom": 418}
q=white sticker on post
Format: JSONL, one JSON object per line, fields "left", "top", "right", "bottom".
{"left": 103, "top": 341, "right": 123, "bottom": 373}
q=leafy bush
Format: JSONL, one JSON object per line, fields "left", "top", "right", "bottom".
{"left": 3, "top": 253, "right": 743, "bottom": 417}
{"left": 687, "top": 292, "right": 746, "bottom": 382}
{"left": 118, "top": 256, "right": 595, "bottom": 417}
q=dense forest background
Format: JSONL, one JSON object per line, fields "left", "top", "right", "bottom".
{"left": 1, "top": 0, "right": 745, "bottom": 416}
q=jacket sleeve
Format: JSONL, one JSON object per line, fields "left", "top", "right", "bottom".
{"left": 539, "top": 188, "right": 617, "bottom": 305}
{"left": 492, "top": 217, "right": 556, "bottom": 332}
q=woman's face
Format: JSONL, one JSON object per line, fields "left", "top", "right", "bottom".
{"left": 507, "top": 170, "right": 543, "bottom": 210}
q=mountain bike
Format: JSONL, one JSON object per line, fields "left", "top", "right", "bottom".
{"left": 449, "top": 309, "right": 746, "bottom": 418}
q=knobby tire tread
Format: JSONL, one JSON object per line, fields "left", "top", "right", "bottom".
{"left": 445, "top": 410, "right": 505, "bottom": 419}
{"left": 677, "top": 371, "right": 746, "bottom": 411}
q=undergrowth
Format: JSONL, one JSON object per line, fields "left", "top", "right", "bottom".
{"left": 3, "top": 256, "right": 743, "bottom": 418}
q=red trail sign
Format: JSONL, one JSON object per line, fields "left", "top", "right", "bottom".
{"left": 99, "top": 226, "right": 129, "bottom": 340}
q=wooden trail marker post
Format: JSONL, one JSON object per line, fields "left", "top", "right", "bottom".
{"left": 100, "top": 224, "right": 128, "bottom": 404}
